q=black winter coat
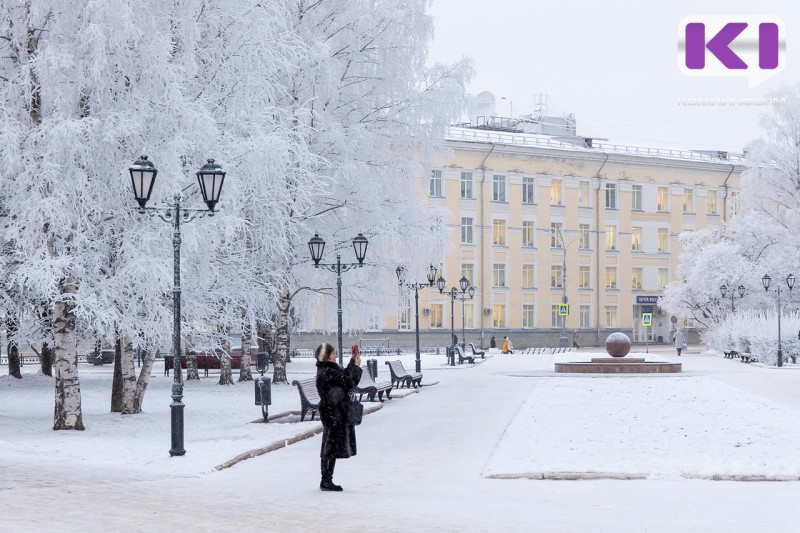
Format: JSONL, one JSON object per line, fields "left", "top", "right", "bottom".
{"left": 316, "top": 359, "right": 362, "bottom": 459}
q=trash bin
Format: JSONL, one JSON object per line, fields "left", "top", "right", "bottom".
{"left": 367, "top": 359, "right": 378, "bottom": 380}
{"left": 254, "top": 377, "right": 271, "bottom": 421}
{"left": 446, "top": 346, "right": 455, "bottom": 366}
{"left": 256, "top": 352, "right": 269, "bottom": 375}
{"left": 657, "top": 336, "right": 663, "bottom": 343}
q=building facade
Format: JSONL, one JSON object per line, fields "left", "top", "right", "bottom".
{"left": 383, "top": 126, "right": 745, "bottom": 348}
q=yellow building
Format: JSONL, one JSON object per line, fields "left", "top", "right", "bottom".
{"left": 389, "top": 126, "right": 745, "bottom": 348}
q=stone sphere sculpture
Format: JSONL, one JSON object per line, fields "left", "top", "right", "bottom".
{"left": 605, "top": 332, "right": 631, "bottom": 357}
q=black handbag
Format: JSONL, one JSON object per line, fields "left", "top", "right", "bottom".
{"left": 347, "top": 397, "right": 363, "bottom": 426}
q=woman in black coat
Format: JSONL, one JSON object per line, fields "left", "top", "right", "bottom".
{"left": 315, "top": 343, "right": 362, "bottom": 491}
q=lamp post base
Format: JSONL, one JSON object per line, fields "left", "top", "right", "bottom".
{"left": 558, "top": 335, "right": 570, "bottom": 348}
{"left": 169, "top": 401, "right": 186, "bottom": 457}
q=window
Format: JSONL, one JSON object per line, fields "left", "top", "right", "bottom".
{"left": 579, "top": 181, "right": 590, "bottom": 207}
{"left": 551, "top": 265, "right": 563, "bottom": 288}
{"left": 550, "top": 178, "right": 563, "bottom": 206}
{"left": 708, "top": 190, "right": 718, "bottom": 214}
{"left": 522, "top": 221, "right": 535, "bottom": 247}
{"left": 493, "top": 264, "right": 506, "bottom": 287}
{"left": 658, "top": 268, "right": 669, "bottom": 289}
{"left": 605, "top": 183, "right": 617, "bottom": 209}
{"left": 606, "top": 267, "right": 617, "bottom": 289}
{"left": 657, "top": 187, "right": 669, "bottom": 211}
{"left": 461, "top": 263, "right": 474, "bottom": 286}
{"left": 580, "top": 305, "right": 591, "bottom": 328}
{"left": 430, "top": 303, "right": 443, "bottom": 328}
{"left": 551, "top": 222, "right": 563, "bottom": 247}
{"left": 522, "top": 177, "right": 535, "bottom": 204}
{"left": 579, "top": 266, "right": 590, "bottom": 288}
{"left": 523, "top": 305, "right": 535, "bottom": 328}
{"left": 461, "top": 217, "right": 473, "bottom": 244}
{"left": 683, "top": 188, "right": 694, "bottom": 213}
{"left": 522, "top": 264, "right": 535, "bottom": 287}
{"left": 632, "top": 267, "right": 643, "bottom": 289}
{"left": 605, "top": 306, "right": 618, "bottom": 328}
{"left": 493, "top": 305, "right": 506, "bottom": 328}
{"left": 551, "top": 304, "right": 564, "bottom": 328}
{"left": 463, "top": 303, "right": 474, "bottom": 329}
{"left": 729, "top": 191, "right": 739, "bottom": 216}
{"left": 631, "top": 226, "right": 642, "bottom": 251}
{"left": 460, "top": 172, "right": 473, "bottom": 199}
{"left": 579, "top": 223, "right": 591, "bottom": 249}
{"left": 492, "top": 175, "right": 506, "bottom": 202}
{"left": 657, "top": 228, "right": 669, "bottom": 252}
{"left": 429, "top": 170, "right": 442, "bottom": 197}
{"left": 397, "top": 292, "right": 411, "bottom": 330}
{"left": 632, "top": 185, "right": 642, "bottom": 210}
{"left": 606, "top": 225, "right": 617, "bottom": 250}
{"left": 492, "top": 220, "right": 506, "bottom": 245}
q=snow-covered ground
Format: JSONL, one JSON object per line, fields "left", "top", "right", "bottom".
{"left": 3, "top": 346, "right": 800, "bottom": 532}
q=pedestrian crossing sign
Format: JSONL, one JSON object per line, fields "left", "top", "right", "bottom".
{"left": 642, "top": 313, "right": 652, "bottom": 327}
{"left": 558, "top": 304, "right": 569, "bottom": 316}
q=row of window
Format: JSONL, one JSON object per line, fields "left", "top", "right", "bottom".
{"left": 397, "top": 302, "right": 621, "bottom": 329}
{"left": 462, "top": 218, "right": 671, "bottom": 252}
{"left": 483, "top": 263, "right": 669, "bottom": 290}
{"left": 432, "top": 170, "right": 733, "bottom": 214}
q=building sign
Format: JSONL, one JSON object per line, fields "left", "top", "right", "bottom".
{"left": 558, "top": 304, "right": 569, "bottom": 316}
{"left": 642, "top": 313, "right": 653, "bottom": 327}
{"left": 642, "top": 305, "right": 654, "bottom": 314}
{"left": 636, "top": 296, "right": 660, "bottom": 304}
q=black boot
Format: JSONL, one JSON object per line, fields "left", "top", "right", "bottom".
{"left": 320, "top": 458, "right": 343, "bottom": 491}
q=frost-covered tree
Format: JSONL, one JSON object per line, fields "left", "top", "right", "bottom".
{"left": 264, "top": 0, "right": 471, "bottom": 381}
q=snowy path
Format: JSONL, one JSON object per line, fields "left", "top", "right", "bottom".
{"left": 3, "top": 350, "right": 800, "bottom": 532}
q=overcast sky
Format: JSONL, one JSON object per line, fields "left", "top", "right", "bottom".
{"left": 428, "top": 0, "right": 800, "bottom": 152}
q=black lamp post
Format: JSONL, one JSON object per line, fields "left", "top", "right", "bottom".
{"left": 720, "top": 283, "right": 746, "bottom": 312}
{"left": 308, "top": 233, "right": 368, "bottom": 366}
{"left": 129, "top": 155, "right": 226, "bottom": 457}
{"left": 762, "top": 273, "right": 795, "bottom": 367}
{"left": 438, "top": 275, "right": 475, "bottom": 366}
{"left": 396, "top": 264, "right": 438, "bottom": 373}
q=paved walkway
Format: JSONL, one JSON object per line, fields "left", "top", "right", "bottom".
{"left": 3, "top": 349, "right": 800, "bottom": 532}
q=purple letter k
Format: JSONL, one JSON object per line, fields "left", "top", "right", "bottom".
{"left": 686, "top": 22, "right": 748, "bottom": 69}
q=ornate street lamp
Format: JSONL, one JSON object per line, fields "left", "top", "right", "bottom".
{"left": 720, "top": 283, "right": 746, "bottom": 312}
{"left": 308, "top": 233, "right": 369, "bottom": 365}
{"left": 128, "top": 155, "right": 226, "bottom": 457}
{"left": 762, "top": 273, "right": 795, "bottom": 367}
{"left": 396, "top": 264, "right": 438, "bottom": 373}
{"left": 439, "top": 276, "right": 476, "bottom": 366}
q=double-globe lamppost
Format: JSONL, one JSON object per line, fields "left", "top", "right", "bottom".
{"left": 129, "top": 155, "right": 226, "bottom": 457}
{"left": 308, "top": 233, "right": 369, "bottom": 366}
{"left": 720, "top": 283, "right": 746, "bottom": 312}
{"left": 762, "top": 273, "right": 795, "bottom": 368}
{"left": 437, "top": 275, "right": 475, "bottom": 366}
{"left": 395, "top": 264, "right": 438, "bottom": 373}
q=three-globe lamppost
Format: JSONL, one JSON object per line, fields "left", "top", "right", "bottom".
{"left": 308, "top": 233, "right": 369, "bottom": 366}
{"left": 395, "top": 264, "right": 438, "bottom": 373}
{"left": 720, "top": 283, "right": 746, "bottom": 312}
{"left": 437, "top": 275, "right": 475, "bottom": 366}
{"left": 762, "top": 273, "right": 795, "bottom": 368}
{"left": 129, "top": 155, "right": 226, "bottom": 457}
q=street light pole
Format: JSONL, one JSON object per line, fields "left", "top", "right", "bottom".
{"left": 555, "top": 227, "right": 591, "bottom": 348}
{"left": 396, "top": 265, "right": 437, "bottom": 373}
{"left": 438, "top": 275, "right": 474, "bottom": 366}
{"left": 129, "top": 156, "right": 226, "bottom": 457}
{"left": 720, "top": 283, "right": 746, "bottom": 313}
{"left": 762, "top": 274, "right": 795, "bottom": 367}
{"left": 308, "top": 233, "right": 369, "bottom": 366}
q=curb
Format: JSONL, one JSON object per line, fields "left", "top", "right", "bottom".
{"left": 486, "top": 472, "right": 800, "bottom": 482}
{"left": 215, "top": 403, "right": 383, "bottom": 471}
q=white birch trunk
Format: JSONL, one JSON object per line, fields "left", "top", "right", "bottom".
{"left": 238, "top": 311, "right": 253, "bottom": 382}
{"left": 53, "top": 276, "right": 84, "bottom": 430}
{"left": 120, "top": 338, "right": 137, "bottom": 414}
{"left": 132, "top": 350, "right": 155, "bottom": 413}
{"left": 272, "top": 291, "right": 290, "bottom": 384}
{"left": 218, "top": 350, "right": 234, "bottom": 385}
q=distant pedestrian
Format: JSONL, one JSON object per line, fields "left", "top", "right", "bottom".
{"left": 502, "top": 336, "right": 514, "bottom": 354}
{"left": 572, "top": 329, "right": 579, "bottom": 349}
{"left": 490, "top": 336, "right": 496, "bottom": 349}
{"left": 315, "top": 343, "right": 362, "bottom": 491}
{"left": 674, "top": 327, "right": 687, "bottom": 357}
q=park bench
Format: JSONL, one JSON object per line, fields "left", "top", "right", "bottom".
{"left": 455, "top": 345, "right": 475, "bottom": 365}
{"left": 291, "top": 377, "right": 321, "bottom": 422}
{"left": 385, "top": 360, "right": 422, "bottom": 389}
{"left": 724, "top": 350, "right": 738, "bottom": 359}
{"left": 468, "top": 343, "right": 485, "bottom": 359}
{"left": 355, "top": 366, "right": 393, "bottom": 402}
